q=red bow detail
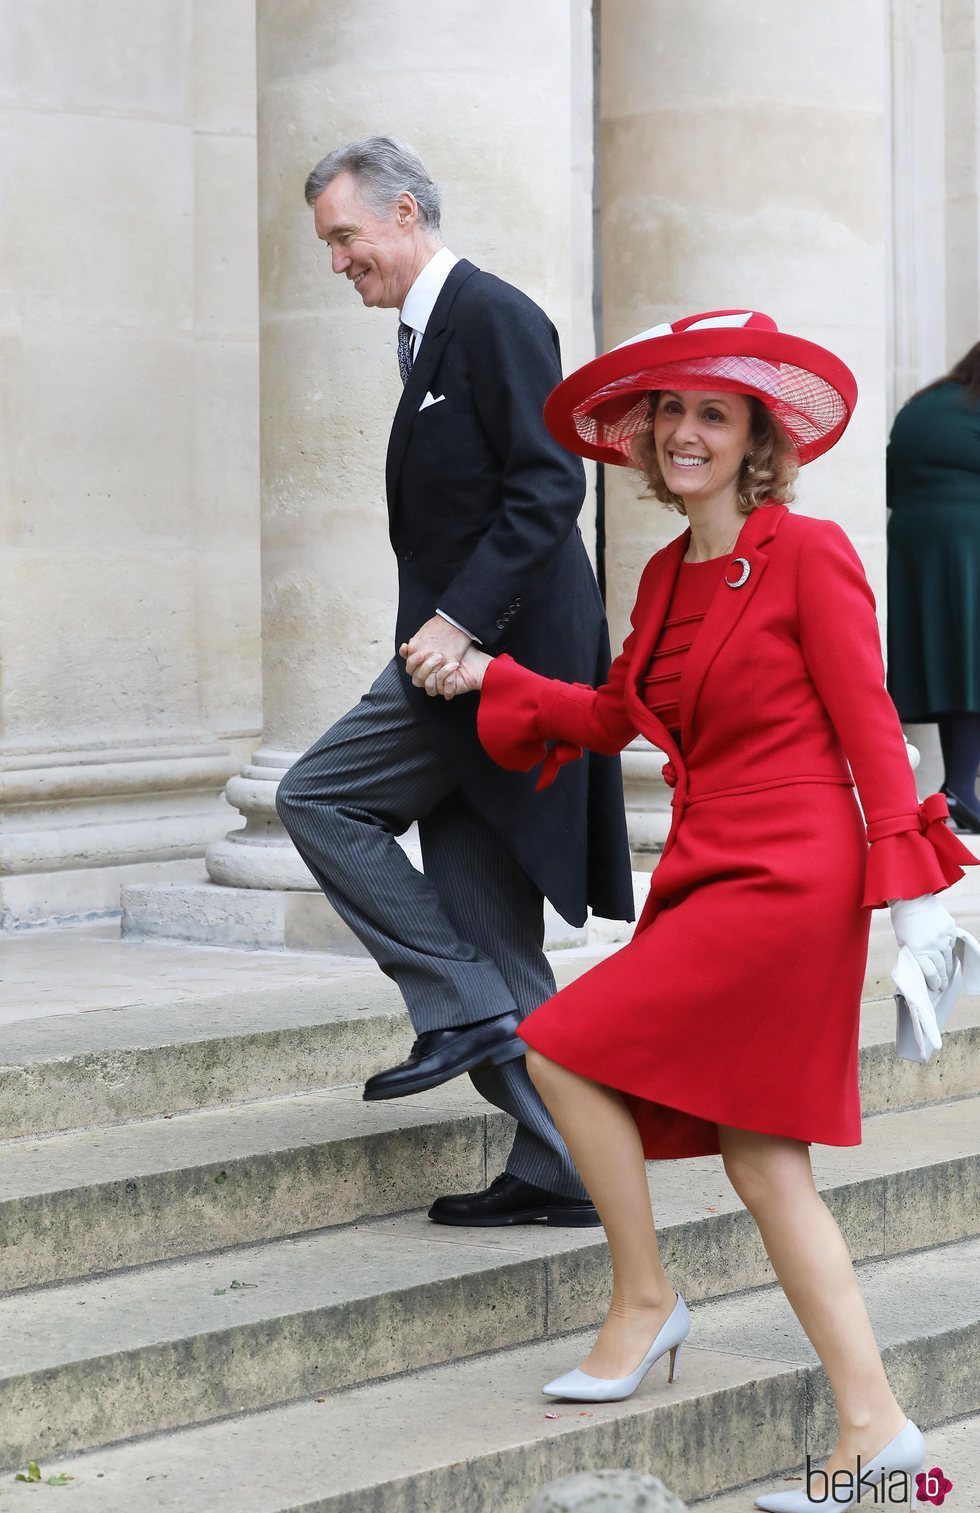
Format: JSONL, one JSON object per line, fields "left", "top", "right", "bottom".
{"left": 917, "top": 792, "right": 968, "bottom": 872}
{"left": 536, "top": 740, "right": 583, "bottom": 791}
{"left": 661, "top": 761, "right": 678, "bottom": 789}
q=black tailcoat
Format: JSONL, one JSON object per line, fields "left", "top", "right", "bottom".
{"left": 386, "top": 258, "right": 634, "bottom": 926}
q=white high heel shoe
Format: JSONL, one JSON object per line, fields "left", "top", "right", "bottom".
{"left": 542, "top": 1292, "right": 691, "bottom": 1403}
{"left": 754, "top": 1419, "right": 925, "bottom": 1513}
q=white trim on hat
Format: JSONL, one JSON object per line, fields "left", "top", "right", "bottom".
{"left": 613, "top": 310, "right": 754, "bottom": 352}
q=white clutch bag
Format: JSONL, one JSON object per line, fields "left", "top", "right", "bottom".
{"left": 893, "top": 928, "right": 980, "bottom": 1064}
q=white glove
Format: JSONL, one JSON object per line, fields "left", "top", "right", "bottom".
{"left": 889, "top": 894, "right": 957, "bottom": 994}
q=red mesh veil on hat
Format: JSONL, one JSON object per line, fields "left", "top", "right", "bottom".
{"left": 544, "top": 310, "right": 858, "bottom": 467}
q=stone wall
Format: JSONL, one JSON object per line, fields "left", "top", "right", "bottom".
{"left": 3, "top": 1, "right": 976, "bottom": 928}
{"left": 253, "top": 0, "right": 595, "bottom": 754}
{"left": 201, "top": 0, "right": 597, "bottom": 900}
{"left": 0, "top": 0, "right": 261, "bottom": 926}
{"left": 599, "top": 0, "right": 890, "bottom": 657}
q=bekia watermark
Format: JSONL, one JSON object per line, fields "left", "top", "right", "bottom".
{"left": 803, "top": 1457, "right": 954, "bottom": 1505}
{"left": 915, "top": 1468, "right": 954, "bottom": 1507}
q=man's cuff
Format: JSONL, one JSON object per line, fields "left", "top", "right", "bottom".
{"left": 436, "top": 608, "right": 481, "bottom": 645}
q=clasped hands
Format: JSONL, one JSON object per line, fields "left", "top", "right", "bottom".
{"left": 399, "top": 615, "right": 492, "bottom": 699}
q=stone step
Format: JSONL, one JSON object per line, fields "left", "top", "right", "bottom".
{"left": 0, "top": 949, "right": 612, "bottom": 1138}
{"left": 12, "top": 1236, "right": 980, "bottom": 1511}
{"left": 3, "top": 1016, "right": 980, "bottom": 1292}
{"left": 2, "top": 939, "right": 978, "bottom": 1138}
{"left": 692, "top": 1410, "right": 980, "bottom": 1513}
{"left": 1, "top": 1097, "right": 977, "bottom": 1466}
{"left": 0, "top": 1081, "right": 513, "bottom": 1291}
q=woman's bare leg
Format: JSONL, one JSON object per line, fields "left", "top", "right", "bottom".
{"left": 526, "top": 1047, "right": 678, "bottom": 1378}
{"left": 718, "top": 1125, "right": 907, "bottom": 1477}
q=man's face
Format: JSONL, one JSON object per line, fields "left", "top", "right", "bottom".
{"left": 313, "top": 170, "right": 418, "bottom": 310}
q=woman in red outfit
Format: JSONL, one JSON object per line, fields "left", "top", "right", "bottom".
{"left": 404, "top": 312, "right": 976, "bottom": 1511}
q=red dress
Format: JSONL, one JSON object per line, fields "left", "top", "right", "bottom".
{"left": 476, "top": 505, "right": 975, "bottom": 1159}
{"left": 640, "top": 557, "right": 730, "bottom": 740}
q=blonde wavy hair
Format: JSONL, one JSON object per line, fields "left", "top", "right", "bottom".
{"left": 631, "top": 393, "right": 798, "bottom": 515}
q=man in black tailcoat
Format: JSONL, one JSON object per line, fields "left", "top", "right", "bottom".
{"left": 276, "top": 136, "right": 633, "bottom": 1226}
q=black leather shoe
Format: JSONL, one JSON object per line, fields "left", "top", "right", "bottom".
{"left": 428, "top": 1172, "right": 602, "bottom": 1227}
{"left": 943, "top": 784, "right": 980, "bottom": 834}
{"left": 362, "top": 1013, "right": 525, "bottom": 1101}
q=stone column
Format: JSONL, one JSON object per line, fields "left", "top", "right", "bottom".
{"left": 600, "top": 0, "right": 889, "bottom": 622}
{"left": 894, "top": 0, "right": 980, "bottom": 795}
{"left": 887, "top": 0, "right": 947, "bottom": 791}
{"left": 598, "top": 0, "right": 890, "bottom": 841}
{"left": 128, "top": 0, "right": 598, "bottom": 948}
{"left": 943, "top": 0, "right": 980, "bottom": 363}
{"left": 888, "top": 0, "right": 948, "bottom": 417}
{"left": 0, "top": 0, "right": 261, "bottom": 929}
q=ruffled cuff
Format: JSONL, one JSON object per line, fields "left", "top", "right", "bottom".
{"left": 862, "top": 792, "right": 978, "bottom": 908}
{"left": 477, "top": 655, "right": 583, "bottom": 790}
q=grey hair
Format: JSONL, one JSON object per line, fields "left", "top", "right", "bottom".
{"left": 304, "top": 135, "right": 442, "bottom": 231}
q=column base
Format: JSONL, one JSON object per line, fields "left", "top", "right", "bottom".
{"left": 121, "top": 874, "right": 649, "bottom": 954}
{"left": 0, "top": 739, "right": 241, "bottom": 929}
{"left": 121, "top": 878, "right": 371, "bottom": 954}
{"left": 123, "top": 741, "right": 650, "bottom": 953}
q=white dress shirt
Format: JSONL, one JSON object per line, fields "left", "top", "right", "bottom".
{"left": 398, "top": 247, "right": 480, "bottom": 644}
{"left": 399, "top": 246, "right": 458, "bottom": 358}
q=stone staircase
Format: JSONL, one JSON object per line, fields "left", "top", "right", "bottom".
{"left": 0, "top": 919, "right": 979, "bottom": 1510}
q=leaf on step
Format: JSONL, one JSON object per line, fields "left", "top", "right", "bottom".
{"left": 229, "top": 1280, "right": 257, "bottom": 1289}
{"left": 45, "top": 1474, "right": 74, "bottom": 1485}
{"left": 15, "top": 1461, "right": 43, "bottom": 1482}
{"left": 315, "top": 1397, "right": 327, "bottom": 1403}
{"left": 213, "top": 1287, "right": 227, "bottom": 1295}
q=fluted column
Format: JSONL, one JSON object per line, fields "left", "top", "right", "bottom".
{"left": 201, "top": 0, "right": 596, "bottom": 916}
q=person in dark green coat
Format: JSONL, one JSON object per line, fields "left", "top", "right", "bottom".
{"left": 887, "top": 341, "right": 980, "bottom": 831}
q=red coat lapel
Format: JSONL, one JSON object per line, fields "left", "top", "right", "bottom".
{"left": 678, "top": 503, "right": 787, "bottom": 750}
{"left": 623, "top": 529, "right": 689, "bottom": 757}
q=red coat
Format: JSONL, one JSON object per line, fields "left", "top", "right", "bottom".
{"left": 477, "top": 503, "right": 975, "bottom": 1158}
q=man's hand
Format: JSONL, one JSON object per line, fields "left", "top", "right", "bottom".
{"left": 400, "top": 617, "right": 472, "bottom": 696}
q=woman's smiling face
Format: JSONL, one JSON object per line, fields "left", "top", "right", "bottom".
{"left": 652, "top": 389, "right": 753, "bottom": 506}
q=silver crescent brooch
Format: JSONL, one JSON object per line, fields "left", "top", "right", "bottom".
{"left": 725, "top": 557, "right": 751, "bottom": 589}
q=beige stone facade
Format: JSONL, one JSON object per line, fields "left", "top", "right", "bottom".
{"left": 1, "top": 2, "right": 976, "bottom": 932}
{"left": 0, "top": 0, "right": 260, "bottom": 926}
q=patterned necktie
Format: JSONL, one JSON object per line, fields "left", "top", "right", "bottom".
{"left": 397, "top": 321, "right": 414, "bottom": 386}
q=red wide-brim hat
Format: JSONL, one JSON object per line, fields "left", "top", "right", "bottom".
{"left": 544, "top": 310, "right": 858, "bottom": 467}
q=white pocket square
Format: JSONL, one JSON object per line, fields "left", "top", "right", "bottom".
{"left": 419, "top": 392, "right": 445, "bottom": 411}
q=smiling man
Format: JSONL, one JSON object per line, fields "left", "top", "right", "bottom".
{"left": 275, "top": 136, "right": 633, "bottom": 1228}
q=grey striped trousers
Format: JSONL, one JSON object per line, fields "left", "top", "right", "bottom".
{"left": 275, "top": 659, "right": 586, "bottom": 1198}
